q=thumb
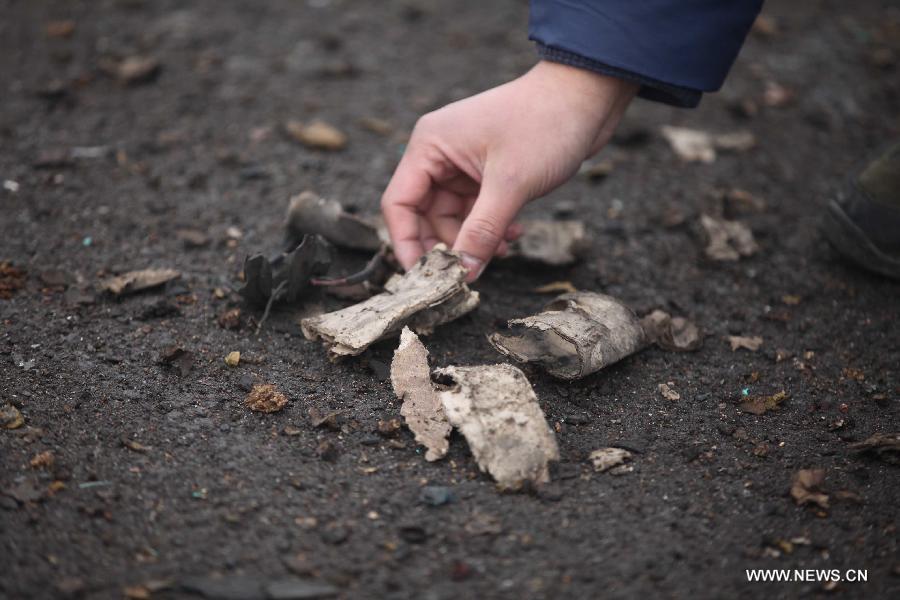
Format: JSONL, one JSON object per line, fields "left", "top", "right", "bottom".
{"left": 452, "top": 173, "right": 526, "bottom": 281}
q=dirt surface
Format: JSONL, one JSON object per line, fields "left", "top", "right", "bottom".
{"left": 2, "top": 1, "right": 899, "bottom": 598}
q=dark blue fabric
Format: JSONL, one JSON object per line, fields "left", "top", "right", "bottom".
{"left": 529, "top": 0, "right": 763, "bottom": 107}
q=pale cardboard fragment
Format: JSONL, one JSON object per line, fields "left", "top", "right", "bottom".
{"left": 390, "top": 328, "right": 450, "bottom": 461}
{"left": 507, "top": 220, "right": 589, "bottom": 266}
{"left": 100, "top": 268, "right": 180, "bottom": 296}
{"left": 590, "top": 447, "right": 632, "bottom": 473}
{"left": 489, "top": 292, "right": 647, "bottom": 380}
{"left": 661, "top": 126, "right": 756, "bottom": 163}
{"left": 285, "top": 120, "right": 347, "bottom": 151}
{"left": 286, "top": 191, "right": 384, "bottom": 251}
{"left": 301, "top": 245, "right": 479, "bottom": 359}
{"left": 700, "top": 214, "right": 759, "bottom": 261}
{"left": 435, "top": 364, "right": 559, "bottom": 490}
{"left": 727, "top": 335, "right": 763, "bottom": 352}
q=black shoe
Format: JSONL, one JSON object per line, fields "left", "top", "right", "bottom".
{"left": 823, "top": 141, "right": 900, "bottom": 280}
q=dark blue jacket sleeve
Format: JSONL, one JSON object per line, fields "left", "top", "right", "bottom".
{"left": 529, "top": 0, "right": 763, "bottom": 107}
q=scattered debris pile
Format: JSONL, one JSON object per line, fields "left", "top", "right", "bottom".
{"left": 389, "top": 328, "right": 558, "bottom": 491}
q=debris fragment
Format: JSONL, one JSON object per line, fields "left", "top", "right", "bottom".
{"left": 100, "top": 55, "right": 161, "bottom": 85}
{"left": 790, "top": 468, "right": 829, "bottom": 510}
{"left": 506, "top": 220, "right": 590, "bottom": 266}
{"left": 579, "top": 159, "right": 615, "bottom": 181}
{"left": 121, "top": 437, "right": 151, "bottom": 453}
{"left": 285, "top": 191, "right": 383, "bottom": 251}
{"left": 763, "top": 81, "right": 795, "bottom": 107}
{"left": 0, "top": 261, "right": 27, "bottom": 299}
{"left": 489, "top": 292, "right": 647, "bottom": 380}
{"left": 740, "top": 390, "right": 788, "bottom": 415}
{"left": 640, "top": 309, "right": 702, "bottom": 351}
{"left": 157, "top": 345, "right": 194, "bottom": 377}
{"left": 590, "top": 447, "right": 632, "bottom": 473}
{"left": 728, "top": 335, "right": 763, "bottom": 352}
{"left": 100, "top": 268, "right": 181, "bottom": 296}
{"left": 238, "top": 234, "right": 332, "bottom": 309}
{"left": 302, "top": 245, "right": 479, "bottom": 359}
{"left": 700, "top": 215, "right": 759, "bottom": 261}
{"left": 660, "top": 126, "right": 756, "bottom": 163}
{"left": 658, "top": 382, "right": 680, "bottom": 401}
{"left": 849, "top": 432, "right": 900, "bottom": 464}
{"left": 390, "top": 328, "right": 450, "bottom": 461}
{"left": 308, "top": 407, "right": 344, "bottom": 430}
{"left": 420, "top": 485, "right": 454, "bottom": 506}
{"left": 358, "top": 116, "right": 393, "bottom": 135}
{"left": 245, "top": 384, "right": 288, "bottom": 413}
{"left": 434, "top": 363, "right": 559, "bottom": 490}
{"left": 224, "top": 351, "right": 241, "bottom": 367}
{"left": 533, "top": 281, "right": 578, "bottom": 295}
{"left": 176, "top": 228, "right": 210, "bottom": 249}
{"left": 285, "top": 120, "right": 347, "bottom": 151}
{"left": 1, "top": 403, "right": 24, "bottom": 429}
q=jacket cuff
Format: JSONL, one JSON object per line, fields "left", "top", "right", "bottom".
{"left": 536, "top": 43, "right": 701, "bottom": 108}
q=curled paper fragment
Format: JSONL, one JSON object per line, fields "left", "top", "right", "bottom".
{"left": 391, "top": 328, "right": 451, "bottom": 461}
{"left": 301, "top": 245, "right": 478, "bottom": 359}
{"left": 640, "top": 309, "right": 702, "bottom": 352}
{"left": 506, "top": 219, "right": 590, "bottom": 266}
{"left": 488, "top": 292, "right": 648, "bottom": 380}
{"left": 435, "top": 364, "right": 559, "bottom": 490}
{"left": 286, "top": 190, "right": 387, "bottom": 251}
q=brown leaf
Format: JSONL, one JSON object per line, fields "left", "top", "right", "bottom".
{"left": 100, "top": 268, "right": 180, "bottom": 296}
{"left": 285, "top": 120, "right": 347, "bottom": 151}
{"left": 849, "top": 432, "right": 900, "bottom": 464}
{"left": 790, "top": 468, "right": 829, "bottom": 509}
{"left": 46, "top": 20, "right": 76, "bottom": 38}
{"left": 532, "top": 281, "right": 578, "bottom": 294}
{"left": 122, "top": 437, "right": 151, "bottom": 453}
{"left": 390, "top": 328, "right": 450, "bottom": 461}
{"left": 0, "top": 261, "right": 27, "bottom": 299}
{"left": 1, "top": 403, "right": 24, "bottom": 429}
{"left": 740, "top": 390, "right": 788, "bottom": 415}
{"left": 29, "top": 451, "right": 54, "bottom": 469}
{"left": 245, "top": 384, "right": 288, "bottom": 413}
{"left": 728, "top": 335, "right": 763, "bottom": 352}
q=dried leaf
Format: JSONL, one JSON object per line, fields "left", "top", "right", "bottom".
{"left": 390, "top": 328, "right": 450, "bottom": 461}
{"left": 658, "top": 382, "right": 680, "bottom": 401}
{"left": 506, "top": 219, "right": 590, "bottom": 266}
{"left": 122, "top": 437, "right": 151, "bottom": 453}
{"left": 302, "top": 245, "right": 479, "bottom": 359}
{"left": 245, "top": 384, "right": 288, "bottom": 413}
{"left": 590, "top": 447, "right": 632, "bottom": 472}
{"left": 101, "top": 56, "right": 161, "bottom": 85}
{"left": 285, "top": 120, "right": 347, "bottom": 151}
{"left": 790, "top": 468, "right": 829, "bottom": 509}
{"left": 489, "top": 292, "right": 648, "bottom": 380}
{"left": 701, "top": 214, "right": 759, "bottom": 261}
{"left": 533, "top": 281, "right": 578, "bottom": 294}
{"left": 849, "top": 432, "right": 900, "bottom": 464}
{"left": 100, "top": 268, "right": 180, "bottom": 296}
{"left": 30, "top": 451, "right": 54, "bottom": 469}
{"left": 435, "top": 364, "right": 559, "bottom": 490}
{"left": 740, "top": 390, "right": 788, "bottom": 415}
{"left": 238, "top": 234, "right": 332, "bottom": 307}
{"left": 1, "top": 403, "right": 24, "bottom": 429}
{"left": 661, "top": 126, "right": 756, "bottom": 163}
{"left": 0, "top": 261, "right": 27, "bottom": 299}
{"left": 640, "top": 309, "right": 702, "bottom": 351}
{"left": 728, "top": 335, "right": 763, "bottom": 352}
{"left": 285, "top": 191, "right": 384, "bottom": 251}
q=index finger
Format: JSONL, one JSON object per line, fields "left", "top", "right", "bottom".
{"left": 380, "top": 152, "right": 434, "bottom": 270}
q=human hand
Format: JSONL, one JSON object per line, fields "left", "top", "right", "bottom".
{"left": 381, "top": 60, "right": 637, "bottom": 281}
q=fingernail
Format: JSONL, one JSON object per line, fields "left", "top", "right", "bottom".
{"left": 458, "top": 252, "right": 485, "bottom": 280}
